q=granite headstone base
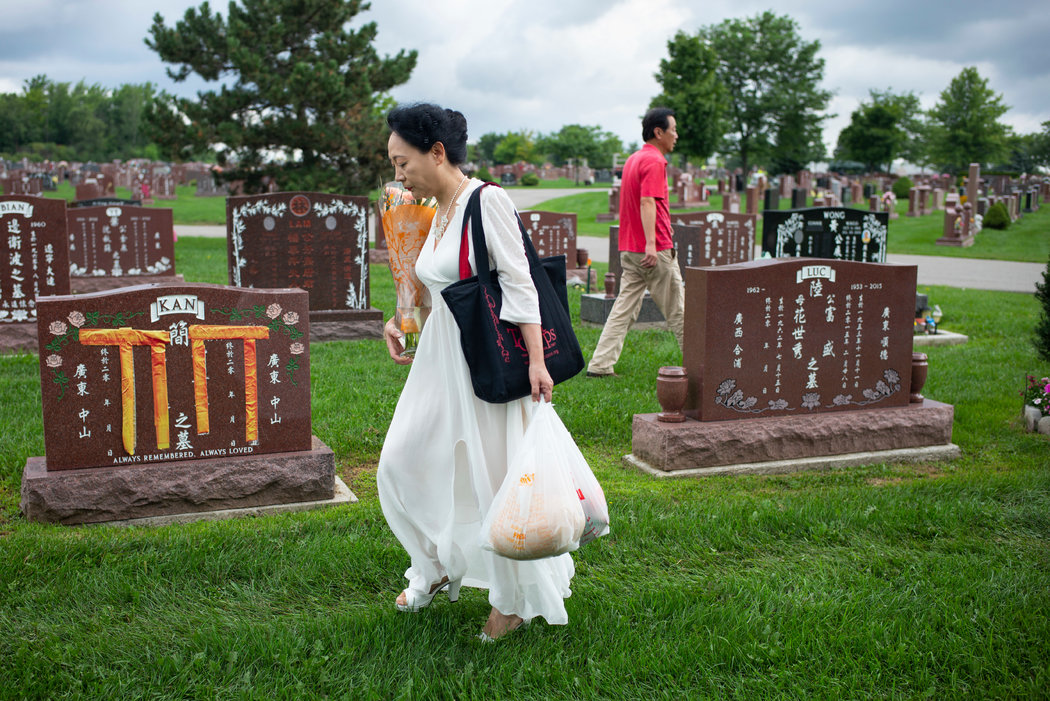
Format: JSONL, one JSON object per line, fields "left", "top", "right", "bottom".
{"left": 21, "top": 435, "right": 337, "bottom": 525}
{"left": 0, "top": 322, "right": 38, "bottom": 353}
{"left": 70, "top": 274, "right": 185, "bottom": 294}
{"left": 629, "top": 399, "right": 956, "bottom": 474}
{"left": 309, "top": 308, "right": 384, "bottom": 342}
{"left": 936, "top": 234, "right": 975, "bottom": 247}
{"left": 580, "top": 292, "right": 667, "bottom": 328}
{"left": 596, "top": 213, "right": 618, "bottom": 222}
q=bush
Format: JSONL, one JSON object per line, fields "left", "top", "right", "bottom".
{"left": 891, "top": 176, "right": 913, "bottom": 201}
{"left": 475, "top": 165, "right": 493, "bottom": 183}
{"left": 983, "top": 202, "right": 1010, "bottom": 230}
{"left": 1034, "top": 254, "right": 1050, "bottom": 362}
{"left": 520, "top": 172, "right": 540, "bottom": 186}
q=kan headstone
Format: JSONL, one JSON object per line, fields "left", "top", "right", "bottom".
{"left": 762, "top": 207, "right": 889, "bottom": 263}
{"left": 226, "top": 191, "right": 382, "bottom": 340}
{"left": 22, "top": 283, "right": 342, "bottom": 524}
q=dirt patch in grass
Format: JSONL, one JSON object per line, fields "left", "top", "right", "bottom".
{"left": 866, "top": 462, "right": 945, "bottom": 487}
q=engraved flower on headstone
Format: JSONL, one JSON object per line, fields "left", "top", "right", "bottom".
{"left": 282, "top": 311, "right": 299, "bottom": 326}
{"left": 832, "top": 394, "right": 852, "bottom": 406}
{"left": 289, "top": 342, "right": 304, "bottom": 355}
{"left": 45, "top": 354, "right": 62, "bottom": 368}
{"left": 266, "top": 303, "right": 282, "bottom": 319}
{"left": 801, "top": 392, "right": 821, "bottom": 410}
{"left": 767, "top": 399, "right": 789, "bottom": 410}
{"left": 48, "top": 320, "right": 67, "bottom": 336}
{"left": 67, "top": 311, "right": 85, "bottom": 328}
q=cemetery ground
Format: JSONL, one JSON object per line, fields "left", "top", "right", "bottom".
{"left": 0, "top": 228, "right": 1048, "bottom": 697}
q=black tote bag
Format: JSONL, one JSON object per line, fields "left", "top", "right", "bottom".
{"left": 440, "top": 183, "right": 585, "bottom": 403}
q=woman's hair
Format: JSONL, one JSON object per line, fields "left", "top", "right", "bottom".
{"left": 387, "top": 103, "right": 469, "bottom": 166}
{"left": 642, "top": 107, "right": 675, "bottom": 142}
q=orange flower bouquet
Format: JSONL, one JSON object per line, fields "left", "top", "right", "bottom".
{"left": 381, "top": 182, "right": 437, "bottom": 356}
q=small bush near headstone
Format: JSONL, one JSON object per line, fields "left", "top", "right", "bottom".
{"left": 475, "top": 165, "right": 493, "bottom": 183}
{"left": 520, "top": 172, "right": 540, "bottom": 186}
{"left": 1035, "top": 254, "right": 1050, "bottom": 362}
{"left": 891, "top": 176, "right": 913, "bottom": 201}
{"left": 983, "top": 201, "right": 1010, "bottom": 229}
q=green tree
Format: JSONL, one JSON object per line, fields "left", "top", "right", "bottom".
{"left": 145, "top": 0, "right": 417, "bottom": 194}
{"left": 1035, "top": 254, "right": 1050, "bottom": 362}
{"left": 836, "top": 90, "right": 922, "bottom": 172}
{"left": 701, "top": 11, "right": 832, "bottom": 175}
{"left": 474, "top": 132, "right": 503, "bottom": 164}
{"left": 538, "top": 124, "right": 623, "bottom": 171}
{"left": 926, "top": 66, "right": 1009, "bottom": 174}
{"left": 492, "top": 130, "right": 540, "bottom": 165}
{"left": 651, "top": 31, "right": 724, "bottom": 164}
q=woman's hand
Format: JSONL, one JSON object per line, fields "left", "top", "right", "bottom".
{"left": 529, "top": 360, "right": 553, "bottom": 403}
{"left": 384, "top": 317, "right": 413, "bottom": 365}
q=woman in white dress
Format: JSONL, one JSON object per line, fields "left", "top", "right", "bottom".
{"left": 377, "top": 104, "right": 575, "bottom": 641}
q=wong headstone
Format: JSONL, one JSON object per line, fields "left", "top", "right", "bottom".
{"left": 227, "top": 192, "right": 382, "bottom": 341}
{"left": 21, "top": 283, "right": 341, "bottom": 524}
{"left": 66, "top": 205, "right": 180, "bottom": 293}
{"left": 627, "top": 258, "right": 958, "bottom": 476}
{"left": 0, "top": 195, "right": 71, "bottom": 352}
{"left": 762, "top": 207, "right": 888, "bottom": 263}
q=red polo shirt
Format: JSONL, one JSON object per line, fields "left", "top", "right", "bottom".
{"left": 617, "top": 143, "right": 673, "bottom": 252}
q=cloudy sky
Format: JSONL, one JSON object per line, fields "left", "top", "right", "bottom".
{"left": 0, "top": 0, "right": 1046, "bottom": 159}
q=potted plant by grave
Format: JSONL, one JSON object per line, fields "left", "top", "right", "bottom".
{"left": 1021, "top": 375, "right": 1050, "bottom": 434}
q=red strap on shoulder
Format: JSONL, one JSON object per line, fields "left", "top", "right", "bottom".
{"left": 458, "top": 181, "right": 500, "bottom": 279}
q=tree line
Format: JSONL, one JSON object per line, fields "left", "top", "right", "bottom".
{"left": 1, "top": 2, "right": 1046, "bottom": 195}
{"left": 0, "top": 76, "right": 160, "bottom": 163}
{"left": 651, "top": 11, "right": 1050, "bottom": 177}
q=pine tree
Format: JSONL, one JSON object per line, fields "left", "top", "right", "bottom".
{"left": 1034, "top": 254, "right": 1050, "bottom": 362}
{"left": 145, "top": 0, "right": 417, "bottom": 194}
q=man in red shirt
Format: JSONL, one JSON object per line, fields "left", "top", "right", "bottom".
{"left": 587, "top": 107, "right": 683, "bottom": 377}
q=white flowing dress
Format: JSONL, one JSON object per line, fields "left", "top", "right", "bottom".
{"left": 377, "top": 179, "right": 575, "bottom": 624}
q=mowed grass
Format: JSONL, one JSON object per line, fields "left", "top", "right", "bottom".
{"left": 0, "top": 234, "right": 1048, "bottom": 698}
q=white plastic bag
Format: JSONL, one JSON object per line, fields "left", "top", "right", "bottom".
{"left": 482, "top": 400, "right": 586, "bottom": 560}
{"left": 559, "top": 421, "right": 610, "bottom": 547}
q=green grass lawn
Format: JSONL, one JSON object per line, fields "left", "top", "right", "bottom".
{"left": 0, "top": 236, "right": 1048, "bottom": 698}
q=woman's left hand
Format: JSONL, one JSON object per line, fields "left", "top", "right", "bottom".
{"left": 529, "top": 361, "right": 553, "bottom": 403}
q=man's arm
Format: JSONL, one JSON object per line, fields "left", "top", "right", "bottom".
{"left": 640, "top": 196, "right": 657, "bottom": 267}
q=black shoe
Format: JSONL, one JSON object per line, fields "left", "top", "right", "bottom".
{"left": 586, "top": 371, "right": 618, "bottom": 378}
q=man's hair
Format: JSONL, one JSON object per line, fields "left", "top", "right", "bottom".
{"left": 642, "top": 107, "right": 675, "bottom": 142}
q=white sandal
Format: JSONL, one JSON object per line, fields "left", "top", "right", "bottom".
{"left": 395, "top": 577, "right": 462, "bottom": 612}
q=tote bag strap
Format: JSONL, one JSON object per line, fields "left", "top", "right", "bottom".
{"left": 457, "top": 182, "right": 541, "bottom": 281}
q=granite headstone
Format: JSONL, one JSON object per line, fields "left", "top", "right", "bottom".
{"left": 762, "top": 207, "right": 889, "bottom": 263}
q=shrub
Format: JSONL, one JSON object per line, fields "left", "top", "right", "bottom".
{"left": 475, "top": 165, "right": 493, "bottom": 183}
{"left": 1035, "top": 254, "right": 1050, "bottom": 362}
{"left": 983, "top": 201, "right": 1010, "bottom": 230}
{"left": 891, "top": 176, "right": 913, "bottom": 201}
{"left": 520, "top": 172, "right": 540, "bottom": 186}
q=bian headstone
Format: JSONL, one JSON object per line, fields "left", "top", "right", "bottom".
{"left": 227, "top": 191, "right": 382, "bottom": 341}
{"left": 0, "top": 195, "right": 71, "bottom": 352}
{"left": 762, "top": 207, "right": 889, "bottom": 263}
{"left": 627, "top": 258, "right": 958, "bottom": 475}
{"left": 66, "top": 205, "right": 180, "bottom": 293}
{"left": 21, "top": 283, "right": 343, "bottom": 524}
{"left": 791, "top": 188, "right": 808, "bottom": 209}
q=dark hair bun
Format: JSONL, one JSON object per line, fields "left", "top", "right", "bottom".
{"left": 387, "top": 103, "right": 469, "bottom": 166}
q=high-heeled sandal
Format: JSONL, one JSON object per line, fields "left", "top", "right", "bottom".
{"left": 395, "top": 577, "right": 462, "bottom": 612}
{"left": 477, "top": 615, "right": 529, "bottom": 642}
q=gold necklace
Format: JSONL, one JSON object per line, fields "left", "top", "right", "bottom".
{"left": 434, "top": 176, "right": 468, "bottom": 242}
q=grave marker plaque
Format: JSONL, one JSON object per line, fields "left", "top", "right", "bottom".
{"left": 36, "top": 283, "right": 311, "bottom": 471}
{"left": 520, "top": 210, "right": 577, "bottom": 262}
{"left": 0, "top": 195, "right": 70, "bottom": 324}
{"left": 227, "top": 191, "right": 376, "bottom": 315}
{"left": 762, "top": 207, "right": 888, "bottom": 263}
{"left": 684, "top": 258, "right": 917, "bottom": 420}
{"left": 67, "top": 205, "right": 175, "bottom": 278}
{"left": 671, "top": 211, "right": 755, "bottom": 269}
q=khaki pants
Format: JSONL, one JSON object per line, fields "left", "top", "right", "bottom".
{"left": 587, "top": 249, "right": 684, "bottom": 375}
